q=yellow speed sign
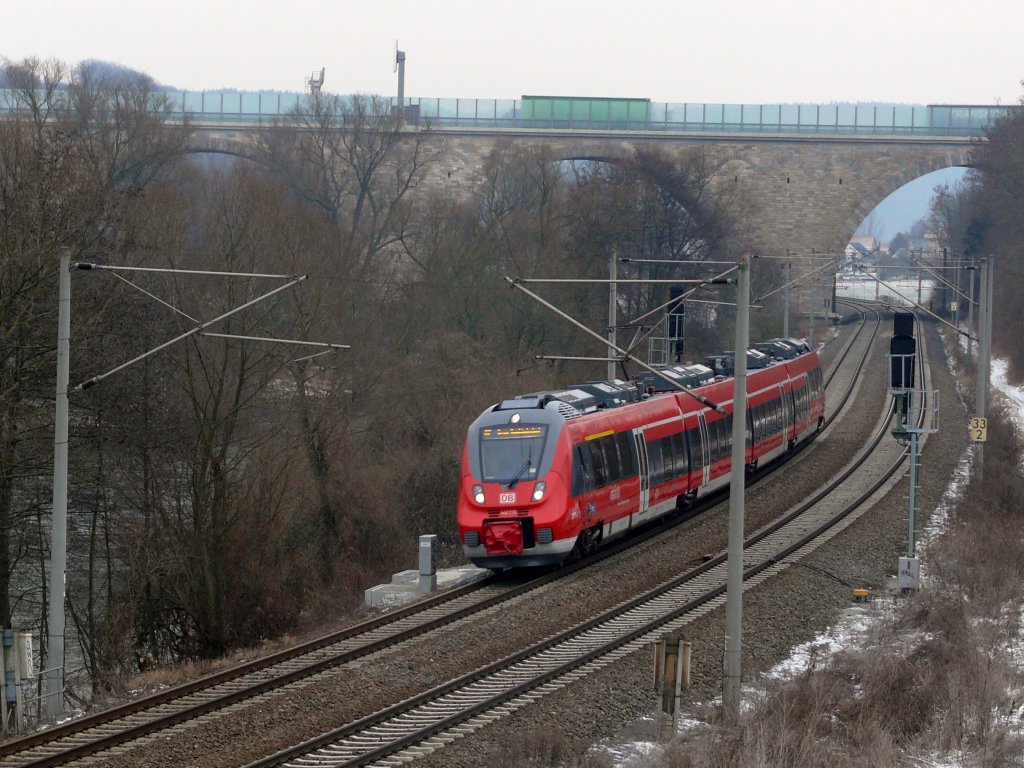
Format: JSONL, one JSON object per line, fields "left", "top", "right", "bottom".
{"left": 970, "top": 417, "right": 987, "bottom": 442}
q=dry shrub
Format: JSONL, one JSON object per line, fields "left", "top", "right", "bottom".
{"left": 121, "top": 657, "right": 225, "bottom": 696}
{"left": 655, "top": 408, "right": 1024, "bottom": 767}
{"left": 325, "top": 474, "right": 411, "bottom": 607}
{"left": 649, "top": 741, "right": 697, "bottom": 768}
{"left": 493, "top": 728, "right": 570, "bottom": 768}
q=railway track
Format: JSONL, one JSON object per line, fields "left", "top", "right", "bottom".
{"left": 243, "top": 308, "right": 924, "bottom": 768}
{"left": 0, "top": 305, "right": 883, "bottom": 768}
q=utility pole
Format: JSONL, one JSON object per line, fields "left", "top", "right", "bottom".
{"left": 608, "top": 251, "right": 618, "bottom": 380}
{"left": 783, "top": 258, "right": 790, "bottom": 338}
{"left": 975, "top": 258, "right": 989, "bottom": 475}
{"left": 43, "top": 249, "right": 71, "bottom": 719}
{"left": 975, "top": 257, "right": 994, "bottom": 477}
{"left": 967, "top": 257, "right": 975, "bottom": 359}
{"left": 942, "top": 247, "right": 948, "bottom": 312}
{"left": 723, "top": 254, "right": 750, "bottom": 725}
{"left": 394, "top": 44, "right": 406, "bottom": 118}
{"left": 808, "top": 279, "right": 815, "bottom": 349}
{"left": 42, "top": 261, "right": 337, "bottom": 720}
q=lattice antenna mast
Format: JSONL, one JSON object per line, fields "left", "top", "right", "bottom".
{"left": 307, "top": 67, "right": 325, "bottom": 96}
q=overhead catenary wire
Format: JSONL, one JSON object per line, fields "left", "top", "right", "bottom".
{"left": 73, "top": 276, "right": 308, "bottom": 391}
{"left": 200, "top": 332, "right": 350, "bottom": 364}
{"left": 624, "top": 265, "right": 739, "bottom": 328}
{"left": 906, "top": 253, "right": 975, "bottom": 304}
{"left": 512, "top": 278, "right": 722, "bottom": 284}
{"left": 73, "top": 263, "right": 301, "bottom": 280}
{"left": 506, "top": 276, "right": 728, "bottom": 413}
{"left": 754, "top": 258, "right": 839, "bottom": 303}
{"left": 852, "top": 264, "right": 972, "bottom": 339}
{"left": 109, "top": 272, "right": 199, "bottom": 324}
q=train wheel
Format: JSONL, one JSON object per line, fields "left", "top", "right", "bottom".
{"left": 676, "top": 491, "right": 697, "bottom": 513}
{"left": 569, "top": 525, "right": 601, "bottom": 560}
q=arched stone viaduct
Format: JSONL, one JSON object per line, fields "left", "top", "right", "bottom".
{"left": 193, "top": 125, "right": 974, "bottom": 261}
{"left": 429, "top": 129, "right": 974, "bottom": 259}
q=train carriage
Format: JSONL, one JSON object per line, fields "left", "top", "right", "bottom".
{"left": 458, "top": 348, "right": 825, "bottom": 569}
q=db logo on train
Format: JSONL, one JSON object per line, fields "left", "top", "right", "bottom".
{"left": 500, "top": 492, "right": 516, "bottom": 504}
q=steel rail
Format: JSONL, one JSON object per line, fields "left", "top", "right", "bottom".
{"left": 244, "top": 307, "right": 911, "bottom": 768}
{"left": 1, "top": 307, "right": 879, "bottom": 768}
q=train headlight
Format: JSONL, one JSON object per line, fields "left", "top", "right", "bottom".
{"left": 472, "top": 485, "right": 485, "bottom": 504}
{"left": 532, "top": 481, "right": 547, "bottom": 502}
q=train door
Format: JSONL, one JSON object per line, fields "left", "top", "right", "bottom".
{"left": 632, "top": 429, "right": 650, "bottom": 520}
{"left": 780, "top": 383, "right": 793, "bottom": 447}
{"left": 697, "top": 411, "right": 711, "bottom": 487}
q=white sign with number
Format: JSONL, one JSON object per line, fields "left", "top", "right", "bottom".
{"left": 970, "top": 417, "right": 987, "bottom": 442}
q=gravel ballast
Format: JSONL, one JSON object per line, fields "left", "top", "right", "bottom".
{"left": 82, "top": 316, "right": 970, "bottom": 768}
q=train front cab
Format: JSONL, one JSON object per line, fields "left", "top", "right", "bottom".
{"left": 458, "top": 403, "right": 581, "bottom": 569}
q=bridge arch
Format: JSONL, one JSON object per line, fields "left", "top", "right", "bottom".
{"left": 185, "top": 132, "right": 267, "bottom": 167}
{"left": 839, "top": 148, "right": 972, "bottom": 245}
{"left": 424, "top": 130, "right": 976, "bottom": 261}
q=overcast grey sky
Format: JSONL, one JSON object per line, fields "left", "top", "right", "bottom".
{"left": 3, "top": 1, "right": 1023, "bottom": 104}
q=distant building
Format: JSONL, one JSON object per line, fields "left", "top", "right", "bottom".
{"left": 849, "top": 234, "right": 878, "bottom": 252}
{"left": 845, "top": 241, "right": 872, "bottom": 260}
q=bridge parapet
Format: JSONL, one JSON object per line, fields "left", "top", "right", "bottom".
{"left": 1, "top": 88, "right": 1016, "bottom": 139}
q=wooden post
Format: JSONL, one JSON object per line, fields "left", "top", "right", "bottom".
{"left": 655, "top": 632, "right": 688, "bottom": 740}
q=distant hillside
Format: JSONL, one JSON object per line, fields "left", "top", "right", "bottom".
{"left": 0, "top": 58, "right": 175, "bottom": 90}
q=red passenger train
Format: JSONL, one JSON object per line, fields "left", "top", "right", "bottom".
{"left": 457, "top": 346, "right": 825, "bottom": 569}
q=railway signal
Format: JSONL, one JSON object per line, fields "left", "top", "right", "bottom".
{"left": 887, "top": 312, "right": 938, "bottom": 591}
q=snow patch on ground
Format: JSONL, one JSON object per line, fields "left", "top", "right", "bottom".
{"left": 592, "top": 356, "right": 1023, "bottom": 767}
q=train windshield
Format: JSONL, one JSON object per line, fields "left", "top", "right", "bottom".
{"left": 479, "top": 424, "right": 548, "bottom": 483}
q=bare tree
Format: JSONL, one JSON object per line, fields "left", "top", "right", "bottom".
{"left": 252, "top": 93, "right": 443, "bottom": 583}
{"left": 959, "top": 106, "right": 1024, "bottom": 376}
{"left": 0, "top": 57, "right": 192, "bottom": 698}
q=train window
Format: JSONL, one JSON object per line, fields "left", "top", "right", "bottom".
{"left": 717, "top": 419, "right": 728, "bottom": 461}
{"left": 686, "top": 428, "right": 703, "bottom": 470}
{"left": 683, "top": 430, "right": 693, "bottom": 475}
{"left": 707, "top": 419, "right": 720, "bottom": 462}
{"left": 810, "top": 367, "right": 823, "bottom": 397}
{"left": 616, "top": 432, "right": 637, "bottom": 477}
{"left": 602, "top": 435, "right": 622, "bottom": 483}
{"left": 589, "top": 441, "right": 608, "bottom": 487}
{"left": 479, "top": 423, "right": 548, "bottom": 483}
{"left": 647, "top": 438, "right": 664, "bottom": 485}
{"left": 571, "top": 445, "right": 594, "bottom": 496}
{"left": 670, "top": 432, "right": 687, "bottom": 477}
{"left": 661, "top": 438, "right": 677, "bottom": 477}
